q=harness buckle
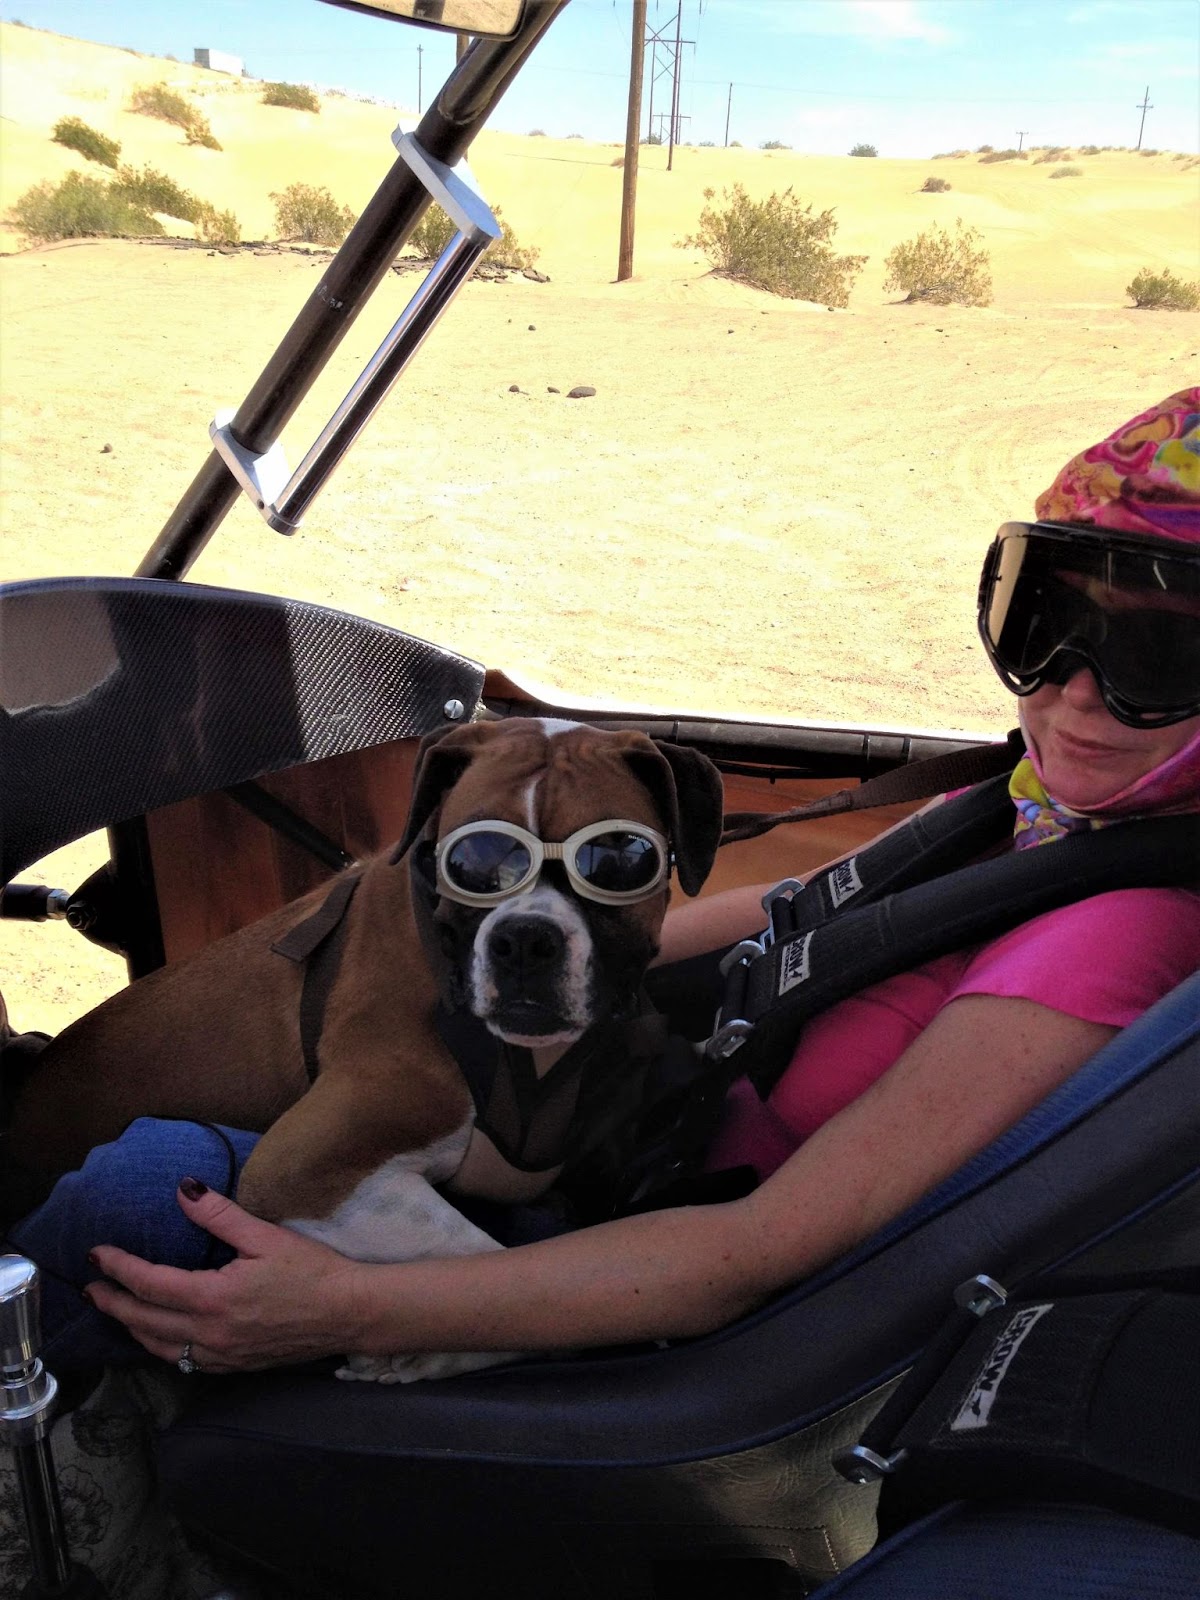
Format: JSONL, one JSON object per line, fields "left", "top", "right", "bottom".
{"left": 703, "top": 1018, "right": 754, "bottom": 1061}
{"left": 833, "top": 1444, "right": 910, "bottom": 1485}
{"left": 954, "top": 1274, "right": 1010, "bottom": 1317}
{"left": 718, "top": 938, "right": 766, "bottom": 978}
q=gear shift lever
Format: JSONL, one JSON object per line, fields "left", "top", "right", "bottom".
{"left": 0, "top": 1255, "right": 105, "bottom": 1598}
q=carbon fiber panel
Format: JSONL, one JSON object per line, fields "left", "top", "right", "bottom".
{"left": 0, "top": 577, "right": 484, "bottom": 883}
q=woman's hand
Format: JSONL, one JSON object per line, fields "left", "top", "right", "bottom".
{"left": 84, "top": 1182, "right": 368, "bottom": 1373}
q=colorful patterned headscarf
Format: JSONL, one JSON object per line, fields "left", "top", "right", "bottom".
{"left": 1010, "top": 388, "right": 1200, "bottom": 845}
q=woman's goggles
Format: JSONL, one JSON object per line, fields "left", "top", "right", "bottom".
{"left": 435, "top": 819, "right": 670, "bottom": 907}
{"left": 977, "top": 521, "right": 1200, "bottom": 728}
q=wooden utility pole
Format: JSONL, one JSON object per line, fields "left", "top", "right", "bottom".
{"left": 417, "top": 44, "right": 423, "bottom": 113}
{"left": 1016, "top": 129, "right": 1028, "bottom": 151}
{"left": 618, "top": 0, "right": 647, "bottom": 282}
{"left": 724, "top": 81, "right": 733, "bottom": 147}
{"left": 1135, "top": 85, "right": 1153, "bottom": 149}
{"left": 667, "top": 0, "right": 683, "bottom": 171}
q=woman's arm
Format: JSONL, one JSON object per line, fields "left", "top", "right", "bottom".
{"left": 85, "top": 994, "right": 1114, "bottom": 1372}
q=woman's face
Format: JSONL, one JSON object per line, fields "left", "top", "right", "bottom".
{"left": 1021, "top": 667, "right": 1200, "bottom": 810}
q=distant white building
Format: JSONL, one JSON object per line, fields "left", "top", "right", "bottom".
{"left": 193, "top": 48, "right": 243, "bottom": 76}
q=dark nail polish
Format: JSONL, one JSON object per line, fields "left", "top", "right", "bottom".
{"left": 87, "top": 1250, "right": 100, "bottom": 1268}
{"left": 180, "top": 1176, "right": 209, "bottom": 1201}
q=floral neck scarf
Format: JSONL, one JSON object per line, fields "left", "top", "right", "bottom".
{"left": 1009, "top": 756, "right": 1106, "bottom": 850}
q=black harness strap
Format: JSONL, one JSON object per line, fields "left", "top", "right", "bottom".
{"left": 714, "top": 804, "right": 1200, "bottom": 1096}
{"left": 838, "top": 1270, "right": 1200, "bottom": 1537}
{"left": 270, "top": 869, "right": 363, "bottom": 1084}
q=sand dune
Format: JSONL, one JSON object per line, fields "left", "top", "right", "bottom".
{"left": 1, "top": 20, "right": 1198, "bottom": 1029}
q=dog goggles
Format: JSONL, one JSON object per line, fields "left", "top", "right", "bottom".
{"left": 435, "top": 819, "right": 670, "bottom": 907}
{"left": 977, "top": 521, "right": 1200, "bottom": 727}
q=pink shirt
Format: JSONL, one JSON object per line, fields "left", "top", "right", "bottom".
{"left": 706, "top": 888, "right": 1200, "bottom": 1181}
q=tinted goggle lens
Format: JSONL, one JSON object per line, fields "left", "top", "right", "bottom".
{"left": 437, "top": 821, "right": 668, "bottom": 905}
{"left": 978, "top": 523, "right": 1200, "bottom": 726}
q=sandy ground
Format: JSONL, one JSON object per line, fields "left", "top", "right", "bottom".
{"left": 2, "top": 21, "right": 1198, "bottom": 1033}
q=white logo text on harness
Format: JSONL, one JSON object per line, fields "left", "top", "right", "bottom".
{"left": 828, "top": 856, "right": 862, "bottom": 909}
{"left": 950, "top": 1302, "right": 1053, "bottom": 1432}
{"left": 777, "top": 931, "right": 814, "bottom": 997}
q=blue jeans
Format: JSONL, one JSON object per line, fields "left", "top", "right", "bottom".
{"left": 6, "top": 1118, "right": 260, "bottom": 1374}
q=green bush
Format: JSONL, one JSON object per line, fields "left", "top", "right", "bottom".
{"left": 1049, "top": 165, "right": 1082, "bottom": 179}
{"left": 848, "top": 143, "right": 877, "bottom": 157}
{"left": 1126, "top": 267, "right": 1200, "bottom": 311}
{"left": 883, "top": 218, "right": 992, "bottom": 306}
{"left": 679, "top": 183, "right": 866, "bottom": 308}
{"left": 262, "top": 81, "right": 320, "bottom": 112}
{"left": 129, "top": 82, "right": 221, "bottom": 149}
{"left": 52, "top": 116, "right": 121, "bottom": 168}
{"left": 271, "top": 182, "right": 356, "bottom": 244}
{"left": 921, "top": 175, "right": 951, "bottom": 192}
{"left": 979, "top": 148, "right": 1027, "bottom": 163}
{"left": 111, "top": 164, "right": 199, "bottom": 220}
{"left": 9, "top": 171, "right": 164, "bottom": 243}
{"left": 408, "top": 202, "right": 539, "bottom": 269}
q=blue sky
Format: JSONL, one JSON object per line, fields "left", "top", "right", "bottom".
{"left": 4, "top": 0, "right": 1198, "bottom": 156}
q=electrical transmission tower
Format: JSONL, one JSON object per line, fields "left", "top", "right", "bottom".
{"left": 644, "top": 2, "right": 694, "bottom": 168}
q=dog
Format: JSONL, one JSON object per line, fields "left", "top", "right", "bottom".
{"left": 4, "top": 718, "right": 724, "bottom": 1379}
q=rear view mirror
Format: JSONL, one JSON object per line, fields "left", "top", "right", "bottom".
{"left": 317, "top": 0, "right": 526, "bottom": 39}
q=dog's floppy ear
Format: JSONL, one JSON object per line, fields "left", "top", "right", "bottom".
{"left": 390, "top": 722, "right": 490, "bottom": 863}
{"left": 626, "top": 739, "right": 725, "bottom": 897}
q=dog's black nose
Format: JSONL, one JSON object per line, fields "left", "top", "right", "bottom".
{"left": 487, "top": 915, "right": 566, "bottom": 977}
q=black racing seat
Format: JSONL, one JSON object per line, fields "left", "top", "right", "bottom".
{"left": 1, "top": 576, "right": 484, "bottom": 887}
{"left": 157, "top": 970, "right": 1200, "bottom": 1598}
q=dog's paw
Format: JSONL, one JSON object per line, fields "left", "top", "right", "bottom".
{"left": 336, "top": 1350, "right": 520, "bottom": 1384}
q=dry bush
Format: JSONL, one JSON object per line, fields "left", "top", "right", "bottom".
{"left": 52, "top": 116, "right": 120, "bottom": 168}
{"left": 883, "top": 218, "right": 992, "bottom": 306}
{"left": 1140, "top": 148, "right": 1159, "bottom": 157}
{"left": 1126, "top": 268, "right": 1200, "bottom": 311}
{"left": 679, "top": 183, "right": 866, "bottom": 307}
{"left": 195, "top": 204, "right": 241, "bottom": 245}
{"left": 921, "top": 176, "right": 951, "bottom": 192}
{"left": 1033, "top": 147, "right": 1071, "bottom": 164}
{"left": 262, "top": 82, "right": 320, "bottom": 112}
{"left": 129, "top": 82, "right": 221, "bottom": 149}
{"left": 848, "top": 143, "right": 877, "bottom": 157}
{"left": 10, "top": 171, "right": 163, "bottom": 243}
{"left": 761, "top": 139, "right": 791, "bottom": 150}
{"left": 979, "top": 148, "right": 1027, "bottom": 163}
{"left": 271, "top": 183, "right": 356, "bottom": 245}
{"left": 408, "top": 202, "right": 539, "bottom": 269}
{"left": 1077, "top": 145, "right": 1102, "bottom": 156}
{"left": 1049, "top": 165, "right": 1082, "bottom": 179}
{"left": 111, "top": 164, "right": 199, "bottom": 221}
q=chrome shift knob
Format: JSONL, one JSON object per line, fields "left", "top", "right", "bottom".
{"left": 0, "top": 1255, "right": 58, "bottom": 1445}
{"left": 0, "top": 1254, "right": 42, "bottom": 1370}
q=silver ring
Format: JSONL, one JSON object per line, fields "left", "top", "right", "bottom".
{"left": 177, "top": 1341, "right": 200, "bottom": 1375}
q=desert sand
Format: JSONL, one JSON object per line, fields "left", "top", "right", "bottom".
{"left": 2, "top": 19, "right": 1198, "bottom": 1031}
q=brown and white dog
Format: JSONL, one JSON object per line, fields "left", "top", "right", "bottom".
{"left": 4, "top": 718, "right": 724, "bottom": 1380}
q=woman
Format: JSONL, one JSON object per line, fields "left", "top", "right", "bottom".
{"left": 16, "top": 389, "right": 1200, "bottom": 1376}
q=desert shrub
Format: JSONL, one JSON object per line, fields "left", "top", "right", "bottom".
{"left": 408, "top": 201, "right": 539, "bottom": 269}
{"left": 1049, "top": 164, "right": 1082, "bottom": 179}
{"left": 729, "top": 140, "right": 742, "bottom": 148}
{"left": 1033, "top": 146, "right": 1071, "bottom": 164}
{"left": 195, "top": 203, "right": 241, "bottom": 245}
{"left": 975, "top": 144, "right": 994, "bottom": 154}
{"left": 883, "top": 218, "right": 992, "bottom": 306}
{"left": 979, "top": 148, "right": 1027, "bottom": 163}
{"left": 611, "top": 155, "right": 624, "bottom": 167}
{"left": 1078, "top": 144, "right": 1101, "bottom": 156}
{"left": 642, "top": 133, "right": 662, "bottom": 146}
{"left": 528, "top": 128, "right": 547, "bottom": 137}
{"left": 848, "top": 143, "right": 877, "bottom": 157}
{"left": 1140, "top": 148, "right": 1159, "bottom": 157}
{"left": 52, "top": 116, "right": 121, "bottom": 168}
{"left": 262, "top": 81, "right": 320, "bottom": 112}
{"left": 698, "top": 140, "right": 715, "bottom": 147}
{"left": 760, "top": 139, "right": 791, "bottom": 150}
{"left": 921, "top": 175, "right": 951, "bottom": 192}
{"left": 129, "top": 82, "right": 221, "bottom": 149}
{"left": 679, "top": 183, "right": 866, "bottom": 307}
{"left": 111, "top": 163, "right": 200, "bottom": 220}
{"left": 9, "top": 171, "right": 164, "bottom": 242}
{"left": 1126, "top": 267, "right": 1200, "bottom": 311}
{"left": 567, "top": 132, "right": 584, "bottom": 140}
{"left": 271, "top": 182, "right": 356, "bottom": 244}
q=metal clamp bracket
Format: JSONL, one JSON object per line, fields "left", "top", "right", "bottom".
{"left": 211, "top": 131, "right": 500, "bottom": 535}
